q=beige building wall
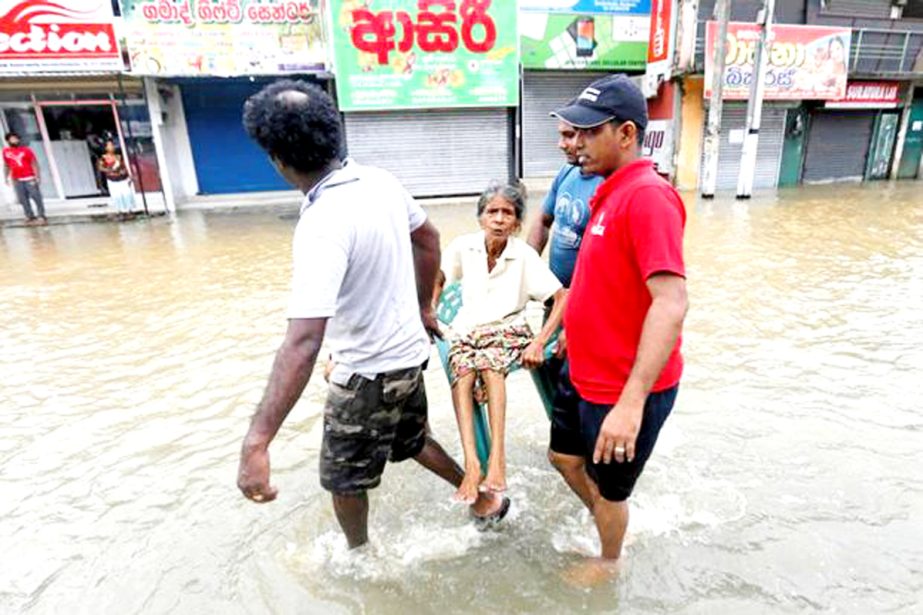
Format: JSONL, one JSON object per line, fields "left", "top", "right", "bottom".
{"left": 676, "top": 76, "right": 705, "bottom": 191}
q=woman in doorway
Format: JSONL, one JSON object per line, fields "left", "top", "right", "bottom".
{"left": 97, "top": 140, "right": 135, "bottom": 220}
{"left": 435, "top": 181, "right": 567, "bottom": 503}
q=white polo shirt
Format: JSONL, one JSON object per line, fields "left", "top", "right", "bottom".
{"left": 441, "top": 232, "right": 562, "bottom": 335}
{"left": 288, "top": 159, "right": 430, "bottom": 383}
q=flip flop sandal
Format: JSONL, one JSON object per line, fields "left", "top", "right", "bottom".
{"left": 471, "top": 496, "right": 511, "bottom": 531}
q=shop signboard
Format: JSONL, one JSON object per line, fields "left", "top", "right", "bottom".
{"left": 705, "top": 22, "right": 851, "bottom": 101}
{"left": 520, "top": 0, "right": 649, "bottom": 70}
{"left": 825, "top": 81, "right": 902, "bottom": 109}
{"left": 0, "top": 0, "right": 122, "bottom": 74}
{"left": 330, "top": 0, "right": 518, "bottom": 111}
{"left": 120, "top": 0, "right": 326, "bottom": 76}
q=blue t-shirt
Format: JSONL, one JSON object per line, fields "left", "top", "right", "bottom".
{"left": 542, "top": 164, "right": 602, "bottom": 287}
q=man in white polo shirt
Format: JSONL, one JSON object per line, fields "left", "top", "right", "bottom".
{"left": 236, "top": 80, "right": 506, "bottom": 549}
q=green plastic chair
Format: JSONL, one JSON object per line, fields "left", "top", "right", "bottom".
{"left": 434, "top": 282, "right": 559, "bottom": 471}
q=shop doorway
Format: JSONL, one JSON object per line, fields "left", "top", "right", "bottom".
{"left": 37, "top": 101, "right": 128, "bottom": 199}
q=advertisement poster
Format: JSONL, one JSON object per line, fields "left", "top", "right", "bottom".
{"left": 120, "top": 0, "right": 326, "bottom": 76}
{"left": 705, "top": 22, "right": 851, "bottom": 101}
{"left": 0, "top": 0, "right": 122, "bottom": 74}
{"left": 520, "top": 0, "right": 649, "bottom": 70}
{"left": 330, "top": 1, "right": 518, "bottom": 111}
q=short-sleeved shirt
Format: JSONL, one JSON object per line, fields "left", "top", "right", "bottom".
{"left": 2, "top": 145, "right": 37, "bottom": 181}
{"left": 542, "top": 164, "right": 602, "bottom": 287}
{"left": 564, "top": 159, "right": 686, "bottom": 404}
{"left": 441, "top": 232, "right": 562, "bottom": 335}
{"left": 287, "top": 159, "right": 430, "bottom": 384}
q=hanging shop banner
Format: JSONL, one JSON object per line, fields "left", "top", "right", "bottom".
{"left": 825, "top": 81, "right": 902, "bottom": 109}
{"left": 704, "top": 22, "right": 851, "bottom": 101}
{"left": 120, "top": 0, "right": 326, "bottom": 76}
{"left": 330, "top": 0, "right": 518, "bottom": 111}
{"left": 520, "top": 0, "right": 650, "bottom": 70}
{"left": 0, "top": 0, "right": 122, "bottom": 74}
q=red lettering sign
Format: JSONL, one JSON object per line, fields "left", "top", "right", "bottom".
{"left": 826, "top": 80, "right": 903, "bottom": 109}
{"left": 647, "top": 0, "right": 672, "bottom": 65}
{"left": 0, "top": 0, "right": 121, "bottom": 72}
{"left": 349, "top": 0, "right": 496, "bottom": 65}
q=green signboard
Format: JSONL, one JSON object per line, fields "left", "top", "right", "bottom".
{"left": 520, "top": 10, "right": 649, "bottom": 70}
{"left": 330, "top": 0, "right": 519, "bottom": 111}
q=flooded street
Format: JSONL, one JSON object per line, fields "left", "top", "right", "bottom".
{"left": 2, "top": 182, "right": 922, "bottom": 614}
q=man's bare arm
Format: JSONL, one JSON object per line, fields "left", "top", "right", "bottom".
{"left": 594, "top": 273, "right": 687, "bottom": 464}
{"left": 243, "top": 318, "right": 327, "bottom": 449}
{"left": 411, "top": 219, "right": 442, "bottom": 338}
{"left": 527, "top": 213, "right": 554, "bottom": 255}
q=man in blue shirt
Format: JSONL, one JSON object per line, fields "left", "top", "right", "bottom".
{"left": 527, "top": 120, "right": 602, "bottom": 287}
{"left": 527, "top": 116, "right": 602, "bottom": 514}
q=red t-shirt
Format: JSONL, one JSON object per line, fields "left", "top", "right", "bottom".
{"left": 564, "top": 159, "right": 686, "bottom": 404}
{"left": 2, "top": 145, "right": 37, "bottom": 181}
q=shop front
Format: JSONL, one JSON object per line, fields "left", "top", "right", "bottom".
{"left": 0, "top": 80, "right": 161, "bottom": 205}
{"left": 700, "top": 21, "right": 852, "bottom": 191}
{"left": 119, "top": 0, "right": 328, "bottom": 197}
{"left": 519, "top": 1, "right": 651, "bottom": 178}
{"left": 330, "top": 0, "right": 519, "bottom": 197}
{"left": 0, "top": 1, "right": 164, "bottom": 217}
{"left": 799, "top": 81, "right": 904, "bottom": 183}
{"left": 698, "top": 102, "right": 789, "bottom": 191}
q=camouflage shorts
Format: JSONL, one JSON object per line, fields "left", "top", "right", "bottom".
{"left": 320, "top": 365, "right": 428, "bottom": 495}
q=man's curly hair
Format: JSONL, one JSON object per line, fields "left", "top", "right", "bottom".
{"left": 242, "top": 80, "right": 342, "bottom": 175}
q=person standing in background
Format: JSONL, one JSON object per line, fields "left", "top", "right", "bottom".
{"left": 98, "top": 140, "right": 135, "bottom": 221}
{"left": 3, "top": 132, "right": 47, "bottom": 226}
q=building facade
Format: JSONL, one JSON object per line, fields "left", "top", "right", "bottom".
{"left": 674, "top": 0, "right": 923, "bottom": 191}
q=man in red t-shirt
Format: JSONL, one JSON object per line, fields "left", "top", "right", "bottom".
{"left": 548, "top": 75, "right": 688, "bottom": 581}
{"left": 3, "top": 132, "right": 47, "bottom": 225}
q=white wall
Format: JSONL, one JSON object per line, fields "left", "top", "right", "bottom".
{"left": 158, "top": 84, "right": 199, "bottom": 201}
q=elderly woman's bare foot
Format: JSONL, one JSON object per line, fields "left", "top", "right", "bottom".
{"left": 479, "top": 466, "right": 507, "bottom": 493}
{"left": 453, "top": 471, "right": 481, "bottom": 504}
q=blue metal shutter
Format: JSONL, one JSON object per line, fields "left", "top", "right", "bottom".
{"left": 180, "top": 80, "right": 290, "bottom": 194}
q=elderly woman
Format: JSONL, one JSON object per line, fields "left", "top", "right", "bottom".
{"left": 435, "top": 181, "right": 567, "bottom": 503}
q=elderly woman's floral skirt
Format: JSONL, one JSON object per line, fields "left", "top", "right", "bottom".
{"left": 447, "top": 322, "right": 534, "bottom": 385}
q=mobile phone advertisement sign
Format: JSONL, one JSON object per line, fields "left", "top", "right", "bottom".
{"left": 520, "top": 0, "right": 650, "bottom": 70}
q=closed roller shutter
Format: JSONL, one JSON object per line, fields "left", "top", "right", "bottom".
{"left": 344, "top": 109, "right": 511, "bottom": 197}
{"left": 522, "top": 71, "right": 610, "bottom": 177}
{"left": 700, "top": 104, "right": 786, "bottom": 191}
{"left": 181, "top": 79, "right": 291, "bottom": 194}
{"left": 803, "top": 111, "right": 874, "bottom": 183}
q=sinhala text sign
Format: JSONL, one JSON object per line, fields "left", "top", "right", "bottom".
{"left": 330, "top": 0, "right": 518, "bottom": 111}
{"left": 520, "top": 0, "right": 650, "bottom": 70}
{"left": 0, "top": 0, "right": 122, "bottom": 74}
{"left": 705, "top": 22, "right": 851, "bottom": 101}
{"left": 120, "top": 0, "right": 326, "bottom": 76}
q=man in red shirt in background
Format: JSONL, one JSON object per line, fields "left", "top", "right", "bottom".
{"left": 548, "top": 75, "right": 688, "bottom": 583}
{"left": 3, "top": 132, "right": 47, "bottom": 226}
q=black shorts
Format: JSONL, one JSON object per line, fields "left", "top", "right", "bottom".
{"left": 319, "top": 365, "right": 427, "bottom": 495}
{"left": 550, "top": 362, "right": 677, "bottom": 502}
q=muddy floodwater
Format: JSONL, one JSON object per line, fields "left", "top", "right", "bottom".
{"left": 2, "top": 182, "right": 922, "bottom": 614}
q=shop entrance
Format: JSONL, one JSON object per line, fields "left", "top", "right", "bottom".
{"left": 38, "top": 101, "right": 125, "bottom": 198}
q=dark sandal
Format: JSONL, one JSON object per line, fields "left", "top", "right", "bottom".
{"left": 472, "top": 496, "right": 511, "bottom": 531}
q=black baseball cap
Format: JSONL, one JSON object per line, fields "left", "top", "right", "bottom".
{"left": 551, "top": 74, "right": 648, "bottom": 130}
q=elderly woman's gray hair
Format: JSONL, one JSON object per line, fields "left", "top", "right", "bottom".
{"left": 476, "top": 180, "right": 528, "bottom": 220}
